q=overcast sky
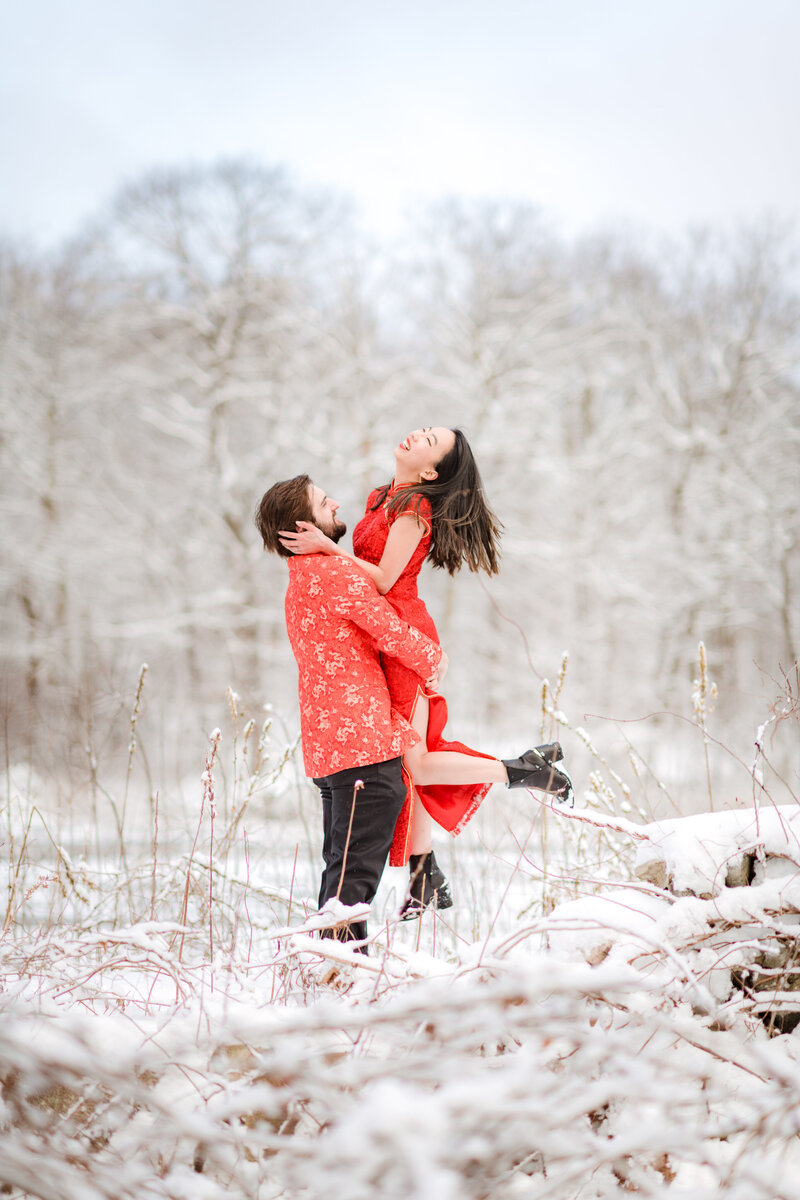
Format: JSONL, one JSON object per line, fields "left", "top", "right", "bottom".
{"left": 1, "top": 0, "right": 797, "bottom": 250}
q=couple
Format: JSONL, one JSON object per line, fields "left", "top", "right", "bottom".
{"left": 255, "top": 427, "right": 571, "bottom": 949}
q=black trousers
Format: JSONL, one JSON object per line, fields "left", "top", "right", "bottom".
{"left": 313, "top": 757, "right": 406, "bottom": 946}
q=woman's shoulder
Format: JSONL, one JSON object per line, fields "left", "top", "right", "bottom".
{"left": 415, "top": 495, "right": 433, "bottom": 524}
{"left": 365, "top": 483, "right": 390, "bottom": 510}
{"left": 388, "top": 492, "right": 432, "bottom": 536}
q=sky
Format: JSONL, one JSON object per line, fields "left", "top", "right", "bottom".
{"left": 1, "top": 0, "right": 798, "bottom": 251}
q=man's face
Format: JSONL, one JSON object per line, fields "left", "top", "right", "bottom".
{"left": 308, "top": 484, "right": 347, "bottom": 542}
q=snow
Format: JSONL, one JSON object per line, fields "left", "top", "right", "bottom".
{"left": 3, "top": 790, "right": 800, "bottom": 1199}
{"left": 635, "top": 805, "right": 800, "bottom": 896}
{"left": 544, "top": 888, "right": 671, "bottom": 962}
{"left": 1, "top": 156, "right": 799, "bottom": 1197}
{"left": 268, "top": 897, "right": 372, "bottom": 938}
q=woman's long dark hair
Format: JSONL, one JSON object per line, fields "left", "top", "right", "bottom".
{"left": 372, "top": 428, "right": 502, "bottom": 575}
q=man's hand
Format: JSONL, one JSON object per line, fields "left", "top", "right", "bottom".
{"left": 426, "top": 649, "right": 448, "bottom": 690}
{"left": 279, "top": 521, "right": 337, "bottom": 556}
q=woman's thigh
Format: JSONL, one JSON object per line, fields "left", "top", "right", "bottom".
{"left": 402, "top": 692, "right": 430, "bottom": 775}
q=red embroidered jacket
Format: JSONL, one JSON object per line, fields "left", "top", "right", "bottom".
{"left": 285, "top": 555, "right": 443, "bottom": 778}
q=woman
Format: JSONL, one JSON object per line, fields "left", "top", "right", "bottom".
{"left": 279, "top": 427, "right": 571, "bottom": 915}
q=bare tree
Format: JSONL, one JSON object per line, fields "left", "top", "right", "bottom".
{"left": 1, "top": 169, "right": 797, "bottom": 780}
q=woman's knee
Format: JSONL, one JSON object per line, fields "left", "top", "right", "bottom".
{"left": 405, "top": 748, "right": 434, "bottom": 785}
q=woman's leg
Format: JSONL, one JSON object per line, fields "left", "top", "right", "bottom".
{"left": 403, "top": 693, "right": 508, "bottom": 789}
{"left": 408, "top": 798, "right": 433, "bottom": 855}
{"left": 402, "top": 693, "right": 491, "bottom": 914}
{"left": 406, "top": 696, "right": 434, "bottom": 854}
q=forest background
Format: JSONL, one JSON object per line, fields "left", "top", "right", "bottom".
{"left": 1, "top": 156, "right": 798, "bottom": 805}
{"left": 1, "top": 0, "right": 799, "bottom": 811}
{"left": 2, "top": 8, "right": 800, "bottom": 1198}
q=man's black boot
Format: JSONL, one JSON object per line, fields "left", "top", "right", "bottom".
{"left": 399, "top": 850, "right": 453, "bottom": 920}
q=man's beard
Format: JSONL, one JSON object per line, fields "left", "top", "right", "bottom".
{"left": 319, "top": 516, "right": 347, "bottom": 543}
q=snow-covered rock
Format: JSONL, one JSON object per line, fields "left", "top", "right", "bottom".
{"left": 633, "top": 805, "right": 800, "bottom": 898}
{"left": 547, "top": 805, "right": 800, "bottom": 1033}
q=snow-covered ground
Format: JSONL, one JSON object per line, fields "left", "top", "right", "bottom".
{"left": 2, "top": 720, "right": 800, "bottom": 1200}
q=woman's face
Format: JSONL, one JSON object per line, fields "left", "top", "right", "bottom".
{"left": 394, "top": 427, "right": 456, "bottom": 480}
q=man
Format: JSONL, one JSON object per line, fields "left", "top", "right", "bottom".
{"left": 255, "top": 474, "right": 443, "bottom": 949}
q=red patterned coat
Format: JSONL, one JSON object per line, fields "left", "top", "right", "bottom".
{"left": 285, "top": 554, "right": 443, "bottom": 778}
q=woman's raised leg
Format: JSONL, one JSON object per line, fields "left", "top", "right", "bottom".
{"left": 403, "top": 693, "right": 508, "bottom": 788}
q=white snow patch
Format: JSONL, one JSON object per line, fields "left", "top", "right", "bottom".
{"left": 636, "top": 805, "right": 800, "bottom": 896}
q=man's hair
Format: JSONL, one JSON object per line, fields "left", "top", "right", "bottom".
{"left": 255, "top": 474, "right": 313, "bottom": 557}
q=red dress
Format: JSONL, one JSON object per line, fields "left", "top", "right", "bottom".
{"left": 352, "top": 485, "right": 496, "bottom": 865}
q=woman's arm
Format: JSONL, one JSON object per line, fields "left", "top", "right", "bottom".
{"left": 278, "top": 514, "right": 425, "bottom": 594}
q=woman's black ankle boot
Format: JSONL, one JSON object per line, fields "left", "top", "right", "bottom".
{"left": 399, "top": 850, "right": 453, "bottom": 920}
{"left": 502, "top": 747, "right": 573, "bottom": 802}
{"left": 534, "top": 741, "right": 563, "bottom": 764}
